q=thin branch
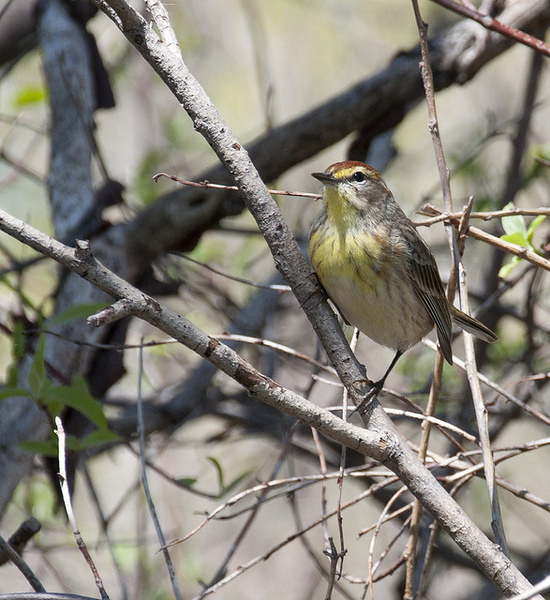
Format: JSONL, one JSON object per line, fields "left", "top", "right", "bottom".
{"left": 143, "top": 0, "right": 182, "bottom": 61}
{"left": 422, "top": 339, "right": 550, "bottom": 425}
{"left": 406, "top": 2, "right": 454, "bottom": 595}
{"left": 154, "top": 172, "right": 320, "bottom": 199}
{"left": 368, "top": 486, "right": 409, "bottom": 598}
{"left": 418, "top": 205, "right": 550, "bottom": 272}
{"left": 166, "top": 466, "right": 388, "bottom": 544}
{"left": 467, "top": 225, "right": 550, "bottom": 271}
{"left": 135, "top": 343, "right": 182, "bottom": 600}
{"left": 169, "top": 253, "right": 291, "bottom": 291}
{"left": 0, "top": 518, "right": 41, "bottom": 567}
{"left": 432, "top": 0, "right": 550, "bottom": 56}
{"left": 200, "top": 433, "right": 293, "bottom": 595}
{"left": 383, "top": 409, "right": 477, "bottom": 443}
{"left": 0, "top": 595, "right": 101, "bottom": 600}
{"left": 323, "top": 537, "right": 341, "bottom": 600}
{"left": 186, "top": 480, "right": 399, "bottom": 600}
{"left": 458, "top": 261, "right": 509, "bottom": 554}
{"left": 80, "top": 465, "right": 130, "bottom": 600}
{"left": 0, "top": 533, "right": 45, "bottom": 593}
{"left": 333, "top": 329, "right": 360, "bottom": 584}
{"left": 54, "top": 417, "right": 110, "bottom": 600}
{"left": 215, "top": 333, "right": 336, "bottom": 374}
{"left": 415, "top": 207, "right": 550, "bottom": 227}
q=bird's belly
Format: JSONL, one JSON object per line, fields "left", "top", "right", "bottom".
{"left": 319, "top": 262, "right": 433, "bottom": 353}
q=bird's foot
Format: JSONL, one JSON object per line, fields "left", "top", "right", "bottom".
{"left": 350, "top": 379, "right": 383, "bottom": 416}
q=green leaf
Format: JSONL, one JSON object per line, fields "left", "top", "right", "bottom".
{"left": 501, "top": 203, "right": 528, "bottom": 241}
{"left": 527, "top": 215, "right": 546, "bottom": 244}
{"left": 5, "top": 322, "right": 27, "bottom": 387}
{"left": 500, "top": 206, "right": 546, "bottom": 277}
{"left": 13, "top": 85, "right": 47, "bottom": 108}
{"left": 45, "top": 377, "right": 109, "bottom": 430}
{"left": 28, "top": 335, "right": 46, "bottom": 399}
{"left": 6, "top": 364, "right": 19, "bottom": 388}
{"left": 19, "top": 427, "right": 119, "bottom": 456}
{"left": 221, "top": 470, "right": 252, "bottom": 496}
{"left": 78, "top": 429, "right": 121, "bottom": 448}
{"left": 499, "top": 256, "right": 521, "bottom": 278}
{"left": 206, "top": 456, "right": 250, "bottom": 497}
{"left": 0, "top": 387, "right": 30, "bottom": 401}
{"left": 19, "top": 438, "right": 58, "bottom": 457}
{"left": 63, "top": 432, "right": 120, "bottom": 451}
{"left": 12, "top": 321, "right": 26, "bottom": 360}
{"left": 501, "top": 231, "right": 528, "bottom": 247}
{"left": 175, "top": 478, "right": 198, "bottom": 489}
{"left": 207, "top": 456, "right": 225, "bottom": 493}
{"left": 45, "top": 302, "right": 109, "bottom": 328}
{"left": 41, "top": 379, "right": 64, "bottom": 418}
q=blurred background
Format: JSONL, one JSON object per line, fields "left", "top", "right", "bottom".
{"left": 1, "top": 1, "right": 550, "bottom": 598}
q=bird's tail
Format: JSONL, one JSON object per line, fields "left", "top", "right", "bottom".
{"left": 450, "top": 306, "right": 498, "bottom": 344}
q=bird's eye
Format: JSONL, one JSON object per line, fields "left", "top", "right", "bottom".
{"left": 352, "top": 171, "right": 366, "bottom": 183}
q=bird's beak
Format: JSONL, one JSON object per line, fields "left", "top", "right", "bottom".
{"left": 312, "top": 171, "right": 337, "bottom": 185}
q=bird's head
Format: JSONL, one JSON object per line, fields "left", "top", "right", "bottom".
{"left": 312, "top": 161, "right": 391, "bottom": 219}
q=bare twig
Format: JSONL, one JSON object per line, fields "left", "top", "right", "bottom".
{"left": 323, "top": 537, "right": 341, "bottom": 600}
{"left": 201, "top": 433, "right": 294, "bottom": 595}
{"left": 467, "top": 225, "right": 550, "bottom": 271}
{"left": 0, "top": 533, "right": 45, "bottom": 593}
{"left": 166, "top": 466, "right": 389, "bottom": 544}
{"left": 154, "top": 172, "right": 320, "bottom": 199}
{"left": 143, "top": 0, "right": 182, "bottom": 61}
{"left": 432, "top": 0, "right": 550, "bottom": 56}
{"left": 0, "top": 518, "right": 41, "bottom": 567}
{"left": 415, "top": 207, "right": 550, "bottom": 227}
{"left": 457, "top": 262, "right": 509, "bottom": 553}
{"left": 418, "top": 205, "right": 550, "bottom": 272}
{"left": 171, "top": 253, "right": 291, "bottom": 291}
{"left": 135, "top": 344, "right": 182, "bottom": 600}
{"left": 0, "top": 595, "right": 101, "bottom": 600}
{"left": 406, "top": 2, "right": 455, "bottom": 595}
{"left": 185, "top": 480, "right": 399, "bottom": 600}
{"left": 368, "top": 486, "right": 409, "bottom": 598}
{"left": 422, "top": 339, "right": 550, "bottom": 425}
{"left": 333, "top": 329, "right": 360, "bottom": 583}
{"left": 215, "top": 333, "right": 336, "bottom": 374}
{"left": 55, "top": 417, "right": 110, "bottom": 600}
{"left": 80, "top": 465, "right": 130, "bottom": 600}
{"left": 383, "top": 409, "right": 477, "bottom": 443}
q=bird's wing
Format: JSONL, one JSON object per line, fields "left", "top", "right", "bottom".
{"left": 406, "top": 232, "right": 453, "bottom": 364}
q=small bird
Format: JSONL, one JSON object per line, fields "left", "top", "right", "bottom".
{"left": 308, "top": 161, "right": 497, "bottom": 389}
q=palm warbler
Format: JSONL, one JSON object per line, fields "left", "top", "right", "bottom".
{"left": 308, "top": 161, "right": 497, "bottom": 387}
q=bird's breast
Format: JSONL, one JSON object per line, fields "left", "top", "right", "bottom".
{"left": 308, "top": 222, "right": 433, "bottom": 352}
